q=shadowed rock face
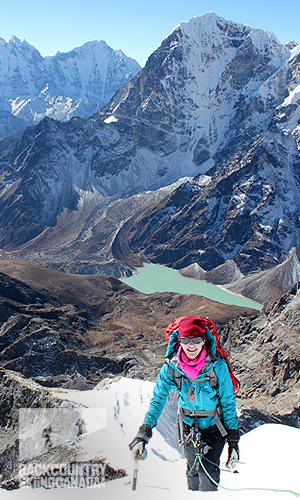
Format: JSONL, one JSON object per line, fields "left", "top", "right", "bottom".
{"left": 220, "top": 282, "right": 300, "bottom": 415}
{"left": 0, "top": 369, "right": 61, "bottom": 485}
{"left": 126, "top": 131, "right": 300, "bottom": 289}
{"left": 0, "top": 369, "right": 127, "bottom": 488}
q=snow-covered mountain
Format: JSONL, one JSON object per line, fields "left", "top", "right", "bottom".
{"left": 100, "top": 13, "right": 299, "bottom": 170}
{"left": 0, "top": 36, "right": 141, "bottom": 138}
{"left": 0, "top": 13, "right": 299, "bottom": 282}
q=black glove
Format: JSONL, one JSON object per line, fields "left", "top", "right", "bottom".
{"left": 129, "top": 424, "right": 152, "bottom": 461}
{"left": 226, "top": 429, "right": 240, "bottom": 469}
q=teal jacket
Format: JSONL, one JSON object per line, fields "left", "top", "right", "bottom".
{"left": 143, "top": 327, "right": 238, "bottom": 431}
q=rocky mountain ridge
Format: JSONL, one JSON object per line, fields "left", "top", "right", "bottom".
{"left": 0, "top": 36, "right": 141, "bottom": 139}
{"left": 220, "top": 281, "right": 300, "bottom": 416}
{"left": 125, "top": 129, "right": 300, "bottom": 301}
{"left": 0, "top": 258, "right": 299, "bottom": 419}
{"left": 178, "top": 249, "right": 300, "bottom": 304}
{"left": 0, "top": 260, "right": 254, "bottom": 388}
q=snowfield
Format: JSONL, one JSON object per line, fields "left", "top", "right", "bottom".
{"left": 3, "top": 377, "right": 300, "bottom": 499}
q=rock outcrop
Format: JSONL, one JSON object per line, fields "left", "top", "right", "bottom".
{"left": 0, "top": 369, "right": 126, "bottom": 488}
{"left": 0, "top": 260, "right": 256, "bottom": 387}
{"left": 220, "top": 282, "right": 300, "bottom": 416}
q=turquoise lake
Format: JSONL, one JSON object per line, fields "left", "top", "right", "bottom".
{"left": 121, "top": 263, "right": 261, "bottom": 310}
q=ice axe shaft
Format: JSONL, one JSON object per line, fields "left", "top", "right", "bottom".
{"left": 132, "top": 460, "right": 138, "bottom": 490}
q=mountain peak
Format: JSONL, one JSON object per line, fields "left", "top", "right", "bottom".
{"left": 1, "top": 13, "right": 300, "bottom": 283}
{"left": 9, "top": 34, "right": 23, "bottom": 43}
{"left": 7, "top": 35, "right": 42, "bottom": 56}
{"left": 72, "top": 38, "right": 111, "bottom": 53}
{"left": 175, "top": 12, "right": 285, "bottom": 56}
{"left": 9, "top": 35, "right": 29, "bottom": 47}
{"left": 0, "top": 35, "right": 141, "bottom": 138}
{"left": 176, "top": 11, "right": 244, "bottom": 34}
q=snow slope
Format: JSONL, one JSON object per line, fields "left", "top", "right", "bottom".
{"left": 3, "top": 377, "right": 299, "bottom": 499}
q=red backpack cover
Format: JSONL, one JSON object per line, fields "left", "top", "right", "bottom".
{"left": 165, "top": 316, "right": 240, "bottom": 394}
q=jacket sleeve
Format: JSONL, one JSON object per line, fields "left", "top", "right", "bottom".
{"left": 215, "top": 359, "right": 238, "bottom": 430}
{"left": 143, "top": 363, "right": 178, "bottom": 429}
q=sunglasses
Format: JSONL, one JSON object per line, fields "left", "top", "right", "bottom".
{"left": 180, "top": 336, "right": 205, "bottom": 345}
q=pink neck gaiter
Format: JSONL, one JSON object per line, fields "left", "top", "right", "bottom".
{"left": 177, "top": 345, "right": 207, "bottom": 379}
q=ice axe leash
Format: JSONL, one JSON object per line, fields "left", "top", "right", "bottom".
{"left": 132, "top": 460, "right": 138, "bottom": 491}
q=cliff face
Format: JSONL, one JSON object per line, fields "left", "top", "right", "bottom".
{"left": 0, "top": 369, "right": 62, "bottom": 484}
{"left": 0, "top": 369, "right": 126, "bottom": 488}
{"left": 220, "top": 282, "right": 300, "bottom": 416}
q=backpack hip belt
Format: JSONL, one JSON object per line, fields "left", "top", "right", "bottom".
{"left": 178, "top": 406, "right": 227, "bottom": 445}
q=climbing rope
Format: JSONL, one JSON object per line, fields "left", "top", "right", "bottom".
{"left": 189, "top": 435, "right": 300, "bottom": 498}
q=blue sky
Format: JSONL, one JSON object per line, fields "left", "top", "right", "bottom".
{"left": 1, "top": 0, "right": 299, "bottom": 66}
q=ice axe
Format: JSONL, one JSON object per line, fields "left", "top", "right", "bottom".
{"left": 129, "top": 436, "right": 147, "bottom": 490}
{"left": 132, "top": 459, "right": 138, "bottom": 490}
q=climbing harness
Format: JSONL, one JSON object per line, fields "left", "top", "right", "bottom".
{"left": 187, "top": 430, "right": 300, "bottom": 498}
{"left": 178, "top": 406, "right": 227, "bottom": 445}
{"left": 187, "top": 430, "right": 206, "bottom": 477}
{"left": 169, "top": 361, "right": 228, "bottom": 443}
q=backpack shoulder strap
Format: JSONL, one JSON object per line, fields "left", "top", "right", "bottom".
{"left": 205, "top": 367, "right": 218, "bottom": 391}
{"left": 167, "top": 362, "right": 183, "bottom": 391}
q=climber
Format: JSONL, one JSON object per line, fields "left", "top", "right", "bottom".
{"left": 129, "top": 316, "right": 239, "bottom": 491}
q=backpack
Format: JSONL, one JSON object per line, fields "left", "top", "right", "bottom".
{"left": 165, "top": 316, "right": 240, "bottom": 395}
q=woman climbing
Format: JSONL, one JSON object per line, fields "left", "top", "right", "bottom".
{"left": 129, "top": 316, "right": 239, "bottom": 491}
